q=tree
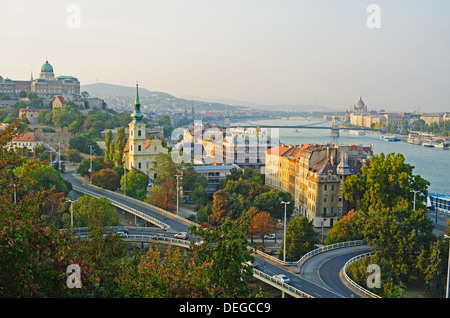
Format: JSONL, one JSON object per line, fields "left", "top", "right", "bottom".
{"left": 189, "top": 220, "right": 254, "bottom": 297}
{"left": 92, "top": 168, "right": 121, "bottom": 191}
{"left": 77, "top": 156, "right": 105, "bottom": 177}
{"left": 146, "top": 177, "right": 177, "bottom": 211}
{"left": 252, "top": 189, "right": 293, "bottom": 220}
{"left": 121, "top": 170, "right": 148, "bottom": 201}
{"left": 64, "top": 195, "right": 121, "bottom": 228}
{"left": 190, "top": 185, "right": 208, "bottom": 207}
{"left": 52, "top": 106, "right": 76, "bottom": 131}
{"left": 279, "top": 217, "right": 319, "bottom": 262}
{"left": 364, "top": 206, "right": 435, "bottom": 282}
{"left": 152, "top": 153, "right": 179, "bottom": 186}
{"left": 65, "top": 149, "right": 82, "bottom": 163}
{"left": 343, "top": 152, "right": 430, "bottom": 213}
{"left": 114, "top": 127, "right": 127, "bottom": 166}
{"left": 0, "top": 121, "right": 74, "bottom": 297}
{"left": 105, "top": 129, "right": 113, "bottom": 163}
{"left": 211, "top": 190, "right": 230, "bottom": 224}
{"left": 182, "top": 166, "right": 207, "bottom": 193}
{"left": 238, "top": 206, "right": 259, "bottom": 242}
{"left": 13, "top": 160, "right": 69, "bottom": 195}
{"left": 324, "top": 209, "right": 366, "bottom": 245}
{"left": 250, "top": 211, "right": 276, "bottom": 246}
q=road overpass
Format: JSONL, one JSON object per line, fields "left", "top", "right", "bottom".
{"left": 64, "top": 172, "right": 375, "bottom": 298}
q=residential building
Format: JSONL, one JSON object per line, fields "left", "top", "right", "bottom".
{"left": 265, "top": 143, "right": 373, "bottom": 228}
{"left": 7, "top": 132, "right": 44, "bottom": 151}
{"left": 190, "top": 164, "right": 241, "bottom": 195}
{"left": 19, "top": 107, "right": 41, "bottom": 125}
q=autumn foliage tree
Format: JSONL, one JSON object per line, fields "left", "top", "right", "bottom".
{"left": 250, "top": 211, "right": 276, "bottom": 246}
{"left": 92, "top": 168, "right": 121, "bottom": 191}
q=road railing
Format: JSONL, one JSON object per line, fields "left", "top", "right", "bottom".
{"left": 252, "top": 240, "right": 366, "bottom": 271}
{"left": 72, "top": 185, "right": 171, "bottom": 230}
{"left": 342, "top": 252, "right": 381, "bottom": 298}
{"left": 252, "top": 269, "right": 314, "bottom": 298}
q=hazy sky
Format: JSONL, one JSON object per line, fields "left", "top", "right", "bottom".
{"left": 1, "top": 0, "right": 449, "bottom": 111}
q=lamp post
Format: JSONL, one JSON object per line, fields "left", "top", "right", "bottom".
{"left": 410, "top": 190, "right": 420, "bottom": 211}
{"left": 174, "top": 174, "right": 182, "bottom": 216}
{"left": 444, "top": 234, "right": 450, "bottom": 298}
{"left": 66, "top": 199, "right": 76, "bottom": 228}
{"left": 281, "top": 201, "right": 290, "bottom": 262}
{"left": 88, "top": 145, "right": 94, "bottom": 184}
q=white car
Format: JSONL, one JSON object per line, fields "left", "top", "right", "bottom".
{"left": 273, "top": 274, "right": 290, "bottom": 284}
{"left": 174, "top": 232, "right": 189, "bottom": 240}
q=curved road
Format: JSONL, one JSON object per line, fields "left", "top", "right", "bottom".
{"left": 64, "top": 172, "right": 372, "bottom": 298}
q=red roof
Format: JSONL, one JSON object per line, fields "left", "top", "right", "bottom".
{"left": 12, "top": 132, "right": 42, "bottom": 142}
{"left": 54, "top": 96, "right": 66, "bottom": 104}
{"left": 267, "top": 145, "right": 290, "bottom": 156}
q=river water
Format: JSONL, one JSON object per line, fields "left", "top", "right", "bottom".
{"left": 239, "top": 117, "right": 449, "bottom": 195}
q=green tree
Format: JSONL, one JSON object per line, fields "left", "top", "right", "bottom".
{"left": 189, "top": 220, "right": 254, "bottom": 297}
{"left": 252, "top": 189, "right": 293, "bottom": 220}
{"left": 105, "top": 129, "right": 113, "bottom": 163}
{"left": 52, "top": 106, "right": 76, "bottom": 131}
{"left": 190, "top": 185, "right": 208, "bottom": 207}
{"left": 65, "top": 149, "right": 83, "bottom": 163}
{"left": 343, "top": 152, "right": 430, "bottom": 213}
{"left": 182, "top": 166, "right": 207, "bottom": 193}
{"left": 63, "top": 195, "right": 121, "bottom": 228}
{"left": 77, "top": 156, "right": 105, "bottom": 177}
{"left": 13, "top": 160, "right": 69, "bottom": 195}
{"left": 121, "top": 170, "right": 148, "bottom": 201}
{"left": 114, "top": 127, "right": 127, "bottom": 166}
{"left": 279, "top": 217, "right": 319, "bottom": 262}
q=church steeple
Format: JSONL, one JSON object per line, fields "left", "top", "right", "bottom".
{"left": 131, "top": 82, "right": 144, "bottom": 124}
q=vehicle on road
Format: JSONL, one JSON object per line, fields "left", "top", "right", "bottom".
{"left": 273, "top": 274, "right": 290, "bottom": 284}
{"left": 245, "top": 261, "right": 261, "bottom": 270}
{"left": 264, "top": 234, "right": 276, "bottom": 240}
{"left": 174, "top": 232, "right": 189, "bottom": 240}
{"left": 115, "top": 230, "right": 128, "bottom": 238}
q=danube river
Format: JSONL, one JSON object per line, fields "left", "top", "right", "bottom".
{"left": 241, "top": 117, "right": 449, "bottom": 195}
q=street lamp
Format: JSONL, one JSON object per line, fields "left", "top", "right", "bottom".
{"left": 444, "top": 234, "right": 450, "bottom": 298}
{"left": 410, "top": 190, "right": 420, "bottom": 211}
{"left": 174, "top": 174, "right": 182, "bottom": 216}
{"left": 281, "top": 201, "right": 290, "bottom": 262}
{"left": 66, "top": 199, "right": 76, "bottom": 228}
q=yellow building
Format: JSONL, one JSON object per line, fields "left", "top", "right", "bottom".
{"left": 123, "top": 84, "right": 168, "bottom": 181}
{"left": 265, "top": 143, "right": 373, "bottom": 228}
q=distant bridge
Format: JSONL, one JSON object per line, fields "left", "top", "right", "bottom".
{"left": 229, "top": 119, "right": 382, "bottom": 135}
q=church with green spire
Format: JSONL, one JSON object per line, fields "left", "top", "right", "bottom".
{"left": 123, "top": 83, "right": 168, "bottom": 180}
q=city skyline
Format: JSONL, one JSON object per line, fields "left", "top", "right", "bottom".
{"left": 1, "top": 1, "right": 450, "bottom": 112}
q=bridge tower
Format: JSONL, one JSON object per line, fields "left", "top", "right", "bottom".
{"left": 330, "top": 116, "right": 340, "bottom": 137}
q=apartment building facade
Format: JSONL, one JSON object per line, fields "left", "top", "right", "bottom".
{"left": 265, "top": 143, "right": 372, "bottom": 228}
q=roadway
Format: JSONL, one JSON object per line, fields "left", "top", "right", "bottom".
{"left": 63, "top": 171, "right": 372, "bottom": 298}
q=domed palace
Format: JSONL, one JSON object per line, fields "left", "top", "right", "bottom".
{"left": 0, "top": 60, "right": 80, "bottom": 99}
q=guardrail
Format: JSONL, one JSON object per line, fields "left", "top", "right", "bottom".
{"left": 342, "top": 252, "right": 381, "bottom": 298}
{"left": 252, "top": 269, "right": 314, "bottom": 298}
{"left": 72, "top": 185, "right": 172, "bottom": 230}
{"left": 253, "top": 240, "right": 366, "bottom": 270}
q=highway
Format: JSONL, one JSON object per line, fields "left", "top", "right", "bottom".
{"left": 63, "top": 171, "right": 372, "bottom": 298}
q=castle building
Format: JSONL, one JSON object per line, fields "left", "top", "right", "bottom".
{"left": 123, "top": 84, "right": 168, "bottom": 181}
{"left": 0, "top": 60, "right": 80, "bottom": 99}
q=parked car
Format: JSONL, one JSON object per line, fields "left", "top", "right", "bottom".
{"left": 273, "top": 274, "right": 290, "bottom": 284}
{"left": 174, "top": 232, "right": 189, "bottom": 240}
{"left": 264, "top": 234, "right": 276, "bottom": 240}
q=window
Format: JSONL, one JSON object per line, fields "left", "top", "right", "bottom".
{"left": 138, "top": 162, "right": 142, "bottom": 169}
{"left": 138, "top": 130, "right": 141, "bottom": 137}
{"left": 331, "top": 184, "right": 335, "bottom": 191}
{"left": 138, "top": 145, "right": 141, "bottom": 151}
{"left": 323, "top": 208, "right": 327, "bottom": 215}
{"left": 324, "top": 197, "right": 327, "bottom": 203}
{"left": 324, "top": 185, "right": 327, "bottom": 191}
